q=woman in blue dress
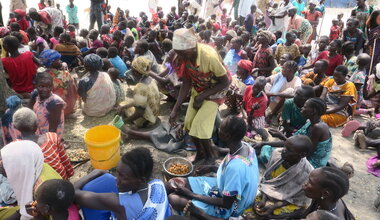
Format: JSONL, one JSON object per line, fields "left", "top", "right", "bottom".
{"left": 166, "top": 116, "right": 260, "bottom": 219}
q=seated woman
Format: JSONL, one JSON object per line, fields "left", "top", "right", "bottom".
{"left": 253, "top": 135, "right": 314, "bottom": 219}
{"left": 257, "top": 97, "right": 332, "bottom": 169}
{"left": 39, "top": 49, "right": 78, "bottom": 116}
{"left": 166, "top": 116, "right": 259, "bottom": 219}
{"left": 29, "top": 71, "right": 66, "bottom": 139}
{"left": 53, "top": 33, "right": 81, "bottom": 68}
{"left": 74, "top": 147, "right": 171, "bottom": 220}
{"left": 265, "top": 60, "right": 302, "bottom": 123}
{"left": 0, "top": 141, "right": 62, "bottom": 220}
{"left": 78, "top": 54, "right": 116, "bottom": 117}
{"left": 281, "top": 85, "right": 315, "bottom": 137}
{"left": 1, "top": 35, "right": 39, "bottom": 98}
{"left": 320, "top": 65, "right": 357, "bottom": 127}
{"left": 119, "top": 57, "right": 161, "bottom": 128}
{"left": 302, "top": 167, "right": 355, "bottom": 220}
{"left": 13, "top": 107, "right": 74, "bottom": 180}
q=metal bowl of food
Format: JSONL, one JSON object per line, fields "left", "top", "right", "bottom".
{"left": 163, "top": 157, "right": 193, "bottom": 178}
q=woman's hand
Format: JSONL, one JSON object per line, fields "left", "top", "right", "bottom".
{"left": 193, "top": 95, "right": 205, "bottom": 110}
{"left": 256, "top": 204, "right": 276, "bottom": 216}
{"left": 25, "top": 201, "right": 39, "bottom": 217}
{"left": 268, "top": 128, "right": 286, "bottom": 140}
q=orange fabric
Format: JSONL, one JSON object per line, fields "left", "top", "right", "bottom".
{"left": 321, "top": 113, "right": 348, "bottom": 128}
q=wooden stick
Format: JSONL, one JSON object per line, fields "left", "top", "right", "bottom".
{"left": 369, "top": 39, "right": 378, "bottom": 74}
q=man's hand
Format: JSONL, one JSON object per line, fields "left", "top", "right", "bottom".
{"left": 193, "top": 95, "right": 204, "bottom": 110}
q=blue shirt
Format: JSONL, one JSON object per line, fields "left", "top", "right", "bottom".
{"left": 109, "top": 56, "right": 128, "bottom": 78}
{"left": 243, "top": 75, "right": 254, "bottom": 85}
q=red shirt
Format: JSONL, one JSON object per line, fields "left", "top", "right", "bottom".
{"left": 69, "top": 31, "right": 76, "bottom": 39}
{"left": 314, "top": 51, "right": 343, "bottom": 76}
{"left": 1, "top": 51, "right": 37, "bottom": 93}
{"left": 329, "top": 25, "right": 341, "bottom": 41}
{"left": 243, "top": 87, "right": 268, "bottom": 118}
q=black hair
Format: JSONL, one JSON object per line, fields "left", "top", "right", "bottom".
{"left": 26, "top": 27, "right": 37, "bottom": 35}
{"left": 347, "top": 17, "right": 360, "bottom": 26}
{"left": 59, "top": 33, "right": 71, "bottom": 43}
{"left": 89, "top": 29, "right": 99, "bottom": 38}
{"left": 274, "top": 31, "right": 282, "bottom": 40}
{"left": 283, "top": 60, "right": 298, "bottom": 71}
{"left": 96, "top": 47, "right": 108, "bottom": 58}
{"left": 124, "top": 35, "right": 135, "bottom": 47}
{"left": 318, "top": 167, "right": 350, "bottom": 202}
{"left": 34, "top": 71, "right": 53, "bottom": 84}
{"left": 3, "top": 35, "right": 20, "bottom": 51}
{"left": 53, "top": 26, "right": 64, "bottom": 35}
{"left": 300, "top": 85, "right": 316, "bottom": 99}
{"left": 288, "top": 135, "right": 313, "bottom": 155}
{"left": 224, "top": 116, "right": 247, "bottom": 142}
{"left": 10, "top": 31, "right": 23, "bottom": 43}
{"left": 121, "top": 147, "right": 154, "bottom": 180}
{"left": 367, "top": 10, "right": 380, "bottom": 30}
{"left": 341, "top": 41, "right": 355, "bottom": 54}
{"left": 107, "top": 67, "right": 119, "bottom": 78}
{"left": 67, "top": 25, "right": 76, "bottom": 32}
{"left": 137, "top": 40, "right": 149, "bottom": 53}
{"left": 203, "top": 30, "right": 212, "bottom": 40}
{"left": 102, "top": 58, "right": 112, "bottom": 71}
{"left": 316, "top": 59, "right": 329, "bottom": 69}
{"left": 307, "top": 97, "right": 327, "bottom": 116}
{"left": 285, "top": 31, "right": 296, "bottom": 39}
{"left": 108, "top": 46, "right": 119, "bottom": 58}
{"left": 79, "top": 29, "right": 89, "bottom": 37}
{"left": 9, "top": 23, "right": 21, "bottom": 31}
{"left": 335, "top": 65, "right": 348, "bottom": 76}
{"left": 331, "top": 39, "right": 342, "bottom": 52}
{"left": 162, "top": 38, "right": 172, "bottom": 51}
{"left": 37, "top": 179, "right": 75, "bottom": 212}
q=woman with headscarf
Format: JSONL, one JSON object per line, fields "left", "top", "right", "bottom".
{"left": 0, "top": 140, "right": 62, "bottom": 220}
{"left": 119, "top": 56, "right": 161, "bottom": 128}
{"left": 39, "top": 49, "right": 78, "bottom": 116}
{"left": 252, "top": 30, "right": 276, "bottom": 77}
{"left": 78, "top": 54, "right": 116, "bottom": 117}
{"left": 287, "top": 6, "right": 313, "bottom": 44}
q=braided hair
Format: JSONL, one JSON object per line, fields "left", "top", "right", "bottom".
{"left": 307, "top": 98, "right": 327, "bottom": 116}
{"left": 318, "top": 167, "right": 350, "bottom": 202}
{"left": 121, "top": 147, "right": 154, "bottom": 180}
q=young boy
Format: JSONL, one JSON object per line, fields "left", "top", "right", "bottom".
{"left": 350, "top": 53, "right": 371, "bottom": 107}
{"left": 243, "top": 76, "right": 269, "bottom": 141}
{"left": 108, "top": 67, "right": 125, "bottom": 105}
{"left": 298, "top": 44, "right": 312, "bottom": 67}
{"left": 329, "top": 18, "right": 341, "bottom": 41}
{"left": 108, "top": 46, "right": 128, "bottom": 79}
{"left": 274, "top": 32, "right": 300, "bottom": 64}
{"left": 301, "top": 59, "right": 329, "bottom": 87}
{"left": 337, "top": 13, "right": 344, "bottom": 36}
{"left": 67, "top": 25, "right": 76, "bottom": 39}
{"left": 343, "top": 18, "right": 364, "bottom": 55}
{"left": 26, "top": 179, "right": 78, "bottom": 220}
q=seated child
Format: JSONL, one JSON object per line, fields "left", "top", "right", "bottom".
{"left": 50, "top": 26, "right": 64, "bottom": 49}
{"left": 298, "top": 44, "right": 311, "bottom": 67}
{"left": 26, "top": 179, "right": 79, "bottom": 220}
{"left": 243, "top": 76, "right": 269, "bottom": 141}
{"left": 96, "top": 47, "right": 108, "bottom": 58}
{"left": 254, "top": 135, "right": 314, "bottom": 219}
{"left": 350, "top": 53, "right": 370, "bottom": 109}
{"left": 362, "top": 63, "right": 380, "bottom": 114}
{"left": 108, "top": 46, "right": 128, "bottom": 79}
{"left": 53, "top": 33, "right": 81, "bottom": 68}
{"left": 107, "top": 68, "right": 126, "bottom": 105}
{"left": 274, "top": 32, "right": 301, "bottom": 64}
{"left": 272, "top": 53, "right": 294, "bottom": 75}
{"left": 301, "top": 59, "right": 329, "bottom": 88}
{"left": 67, "top": 25, "right": 76, "bottom": 39}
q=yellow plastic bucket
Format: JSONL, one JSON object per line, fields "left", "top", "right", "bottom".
{"left": 84, "top": 125, "right": 121, "bottom": 170}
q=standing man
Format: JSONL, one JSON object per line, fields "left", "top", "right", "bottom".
{"left": 169, "top": 28, "right": 230, "bottom": 162}
{"left": 89, "top": 0, "right": 104, "bottom": 30}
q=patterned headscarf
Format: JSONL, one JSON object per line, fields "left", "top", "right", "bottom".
{"left": 258, "top": 30, "right": 273, "bottom": 43}
{"left": 132, "top": 57, "right": 152, "bottom": 75}
{"left": 173, "top": 28, "right": 197, "bottom": 50}
{"left": 84, "top": 54, "right": 104, "bottom": 70}
{"left": 238, "top": 60, "right": 253, "bottom": 72}
{"left": 0, "top": 27, "right": 10, "bottom": 38}
{"left": 39, "top": 49, "right": 62, "bottom": 67}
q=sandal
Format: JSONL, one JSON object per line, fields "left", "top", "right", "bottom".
{"left": 341, "top": 120, "right": 361, "bottom": 137}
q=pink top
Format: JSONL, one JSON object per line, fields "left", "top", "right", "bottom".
{"left": 50, "top": 37, "right": 60, "bottom": 48}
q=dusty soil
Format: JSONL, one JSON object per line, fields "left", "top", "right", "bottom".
{"left": 66, "top": 93, "right": 380, "bottom": 220}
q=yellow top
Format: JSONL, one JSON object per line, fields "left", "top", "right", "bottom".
{"left": 271, "top": 164, "right": 287, "bottom": 179}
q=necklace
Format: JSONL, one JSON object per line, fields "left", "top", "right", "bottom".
{"left": 318, "top": 205, "right": 337, "bottom": 212}
{"left": 231, "top": 144, "right": 245, "bottom": 156}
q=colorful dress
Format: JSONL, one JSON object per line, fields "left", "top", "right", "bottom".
{"left": 274, "top": 44, "right": 301, "bottom": 63}
{"left": 295, "top": 121, "right": 332, "bottom": 168}
{"left": 321, "top": 78, "right": 357, "bottom": 128}
{"left": 48, "top": 69, "right": 78, "bottom": 116}
{"left": 253, "top": 46, "right": 273, "bottom": 77}
{"left": 282, "top": 98, "right": 307, "bottom": 131}
{"left": 33, "top": 93, "right": 66, "bottom": 139}
{"left": 188, "top": 143, "right": 259, "bottom": 218}
{"left": 303, "top": 10, "right": 321, "bottom": 43}
{"left": 288, "top": 15, "right": 313, "bottom": 44}
{"left": 344, "top": 56, "right": 358, "bottom": 79}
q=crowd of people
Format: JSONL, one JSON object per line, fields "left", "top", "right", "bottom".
{"left": 0, "top": 0, "right": 379, "bottom": 219}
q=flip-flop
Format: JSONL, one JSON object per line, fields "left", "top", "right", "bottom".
{"left": 341, "top": 120, "right": 361, "bottom": 137}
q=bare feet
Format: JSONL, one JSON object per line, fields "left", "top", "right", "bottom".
{"left": 341, "top": 162, "right": 355, "bottom": 179}
{"left": 184, "top": 200, "right": 204, "bottom": 218}
{"left": 354, "top": 131, "right": 367, "bottom": 149}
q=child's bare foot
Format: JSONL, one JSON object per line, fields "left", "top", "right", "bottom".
{"left": 183, "top": 200, "right": 203, "bottom": 218}
{"left": 354, "top": 131, "right": 367, "bottom": 149}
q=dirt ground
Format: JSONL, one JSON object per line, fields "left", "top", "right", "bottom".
{"left": 65, "top": 91, "right": 380, "bottom": 220}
